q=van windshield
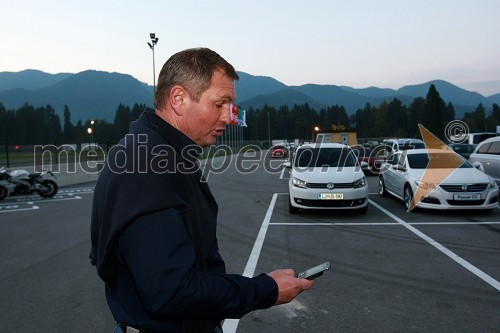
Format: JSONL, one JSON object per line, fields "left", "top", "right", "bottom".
{"left": 407, "top": 153, "right": 473, "bottom": 169}
{"left": 471, "top": 133, "right": 497, "bottom": 144}
{"left": 294, "top": 147, "right": 357, "bottom": 168}
{"left": 400, "top": 142, "right": 425, "bottom": 150}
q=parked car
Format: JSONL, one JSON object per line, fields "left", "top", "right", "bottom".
{"left": 447, "top": 143, "right": 477, "bottom": 160}
{"left": 378, "top": 149, "right": 499, "bottom": 211}
{"left": 383, "top": 138, "right": 425, "bottom": 152}
{"left": 270, "top": 144, "right": 288, "bottom": 158}
{"left": 288, "top": 143, "right": 369, "bottom": 214}
{"left": 351, "top": 145, "right": 386, "bottom": 175}
{"left": 468, "top": 136, "right": 500, "bottom": 186}
{"left": 450, "top": 132, "right": 498, "bottom": 145}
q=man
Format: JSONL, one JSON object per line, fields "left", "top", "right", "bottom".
{"left": 90, "top": 48, "right": 314, "bottom": 333}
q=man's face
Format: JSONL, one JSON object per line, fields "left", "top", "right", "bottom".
{"left": 183, "top": 69, "right": 235, "bottom": 147}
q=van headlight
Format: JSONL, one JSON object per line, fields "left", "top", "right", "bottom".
{"left": 489, "top": 178, "right": 498, "bottom": 190}
{"left": 291, "top": 177, "right": 308, "bottom": 189}
{"left": 353, "top": 177, "right": 366, "bottom": 188}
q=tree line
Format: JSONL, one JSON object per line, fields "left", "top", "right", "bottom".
{"left": 244, "top": 84, "right": 500, "bottom": 142}
{"left": 0, "top": 102, "right": 146, "bottom": 146}
{"left": 1, "top": 84, "right": 499, "bottom": 146}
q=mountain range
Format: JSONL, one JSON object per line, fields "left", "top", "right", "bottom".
{"left": 1, "top": 69, "right": 499, "bottom": 123}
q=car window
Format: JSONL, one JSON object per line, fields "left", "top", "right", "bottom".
{"left": 407, "top": 154, "right": 429, "bottom": 169}
{"left": 397, "top": 154, "right": 407, "bottom": 169}
{"left": 450, "top": 145, "right": 476, "bottom": 153}
{"left": 487, "top": 141, "right": 500, "bottom": 154}
{"left": 387, "top": 153, "right": 399, "bottom": 165}
{"left": 476, "top": 142, "right": 492, "bottom": 154}
{"left": 294, "top": 147, "right": 357, "bottom": 168}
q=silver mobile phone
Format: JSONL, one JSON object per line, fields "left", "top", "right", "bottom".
{"left": 296, "top": 261, "right": 331, "bottom": 280}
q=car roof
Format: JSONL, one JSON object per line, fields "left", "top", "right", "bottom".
{"left": 394, "top": 138, "right": 424, "bottom": 144}
{"left": 477, "top": 135, "right": 500, "bottom": 145}
{"left": 401, "top": 148, "right": 461, "bottom": 155}
{"left": 297, "top": 143, "right": 348, "bottom": 149}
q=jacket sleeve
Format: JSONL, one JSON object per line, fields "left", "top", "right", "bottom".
{"left": 118, "top": 207, "right": 278, "bottom": 320}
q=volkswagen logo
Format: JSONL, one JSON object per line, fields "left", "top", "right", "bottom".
{"left": 327, "top": 182, "right": 335, "bottom": 190}
{"left": 461, "top": 184, "right": 468, "bottom": 192}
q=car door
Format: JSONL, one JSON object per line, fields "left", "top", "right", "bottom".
{"left": 481, "top": 141, "right": 500, "bottom": 180}
{"left": 383, "top": 152, "right": 402, "bottom": 193}
{"left": 392, "top": 153, "right": 409, "bottom": 197}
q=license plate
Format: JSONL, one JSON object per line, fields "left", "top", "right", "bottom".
{"left": 453, "top": 193, "right": 481, "bottom": 201}
{"left": 318, "top": 193, "right": 344, "bottom": 200}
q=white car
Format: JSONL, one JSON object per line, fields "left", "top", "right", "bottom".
{"left": 288, "top": 143, "right": 369, "bottom": 214}
{"left": 383, "top": 138, "right": 426, "bottom": 152}
{"left": 378, "top": 149, "right": 499, "bottom": 211}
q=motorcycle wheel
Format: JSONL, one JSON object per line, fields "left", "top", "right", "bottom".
{"left": 0, "top": 185, "right": 7, "bottom": 201}
{"left": 38, "top": 180, "right": 58, "bottom": 198}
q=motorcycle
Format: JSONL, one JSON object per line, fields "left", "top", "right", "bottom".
{"left": 0, "top": 166, "right": 58, "bottom": 201}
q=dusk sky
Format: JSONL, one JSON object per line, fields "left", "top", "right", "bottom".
{"left": 2, "top": 0, "right": 500, "bottom": 96}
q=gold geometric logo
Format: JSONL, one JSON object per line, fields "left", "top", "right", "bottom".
{"left": 408, "top": 124, "right": 465, "bottom": 211}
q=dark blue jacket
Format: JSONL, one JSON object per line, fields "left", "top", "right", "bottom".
{"left": 90, "top": 109, "right": 278, "bottom": 332}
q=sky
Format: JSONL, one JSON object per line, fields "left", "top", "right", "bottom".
{"left": 2, "top": 0, "right": 500, "bottom": 97}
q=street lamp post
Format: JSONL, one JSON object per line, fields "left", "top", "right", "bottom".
{"left": 313, "top": 126, "right": 320, "bottom": 142}
{"left": 90, "top": 120, "right": 95, "bottom": 144}
{"left": 147, "top": 33, "right": 159, "bottom": 96}
{"left": 266, "top": 111, "right": 271, "bottom": 148}
{"left": 87, "top": 127, "right": 93, "bottom": 149}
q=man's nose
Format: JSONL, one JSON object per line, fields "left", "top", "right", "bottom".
{"left": 221, "top": 105, "right": 231, "bottom": 125}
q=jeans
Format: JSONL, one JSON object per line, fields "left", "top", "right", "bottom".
{"left": 113, "top": 322, "right": 124, "bottom": 333}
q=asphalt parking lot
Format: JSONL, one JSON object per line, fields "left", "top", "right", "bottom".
{"left": 221, "top": 163, "right": 500, "bottom": 333}
{"left": 0, "top": 157, "right": 499, "bottom": 332}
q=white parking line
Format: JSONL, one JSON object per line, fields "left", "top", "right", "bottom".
{"left": 224, "top": 193, "right": 500, "bottom": 332}
{"left": 0, "top": 205, "right": 39, "bottom": 213}
{"left": 279, "top": 167, "right": 288, "bottom": 179}
{"left": 222, "top": 193, "right": 278, "bottom": 333}
{"left": 9, "top": 195, "right": 83, "bottom": 203}
{"left": 270, "top": 221, "right": 500, "bottom": 226}
{"left": 271, "top": 222, "right": 400, "bottom": 226}
{"left": 369, "top": 199, "right": 500, "bottom": 292}
{"left": 58, "top": 188, "right": 94, "bottom": 194}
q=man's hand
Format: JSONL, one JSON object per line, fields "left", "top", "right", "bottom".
{"left": 268, "top": 269, "right": 315, "bottom": 305}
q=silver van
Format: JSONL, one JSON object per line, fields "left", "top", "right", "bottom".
{"left": 469, "top": 136, "right": 500, "bottom": 186}
{"left": 454, "top": 132, "right": 498, "bottom": 145}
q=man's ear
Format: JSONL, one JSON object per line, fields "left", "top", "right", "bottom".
{"left": 169, "top": 85, "right": 187, "bottom": 116}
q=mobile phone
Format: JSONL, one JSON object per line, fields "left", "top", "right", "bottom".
{"left": 296, "top": 261, "right": 331, "bottom": 280}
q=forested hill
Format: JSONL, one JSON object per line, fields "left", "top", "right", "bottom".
{"left": 0, "top": 69, "right": 499, "bottom": 122}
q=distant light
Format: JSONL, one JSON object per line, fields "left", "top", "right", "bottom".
{"left": 87, "top": 128, "right": 92, "bottom": 134}
{"left": 15, "top": 145, "right": 20, "bottom": 150}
